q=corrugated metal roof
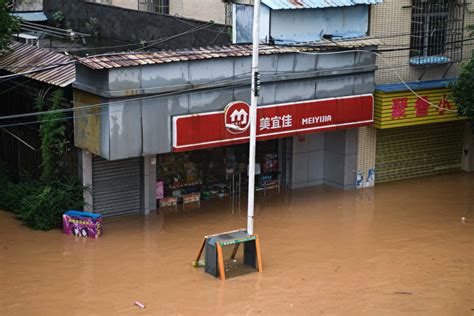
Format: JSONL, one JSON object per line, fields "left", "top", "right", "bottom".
{"left": 0, "top": 42, "right": 75, "bottom": 87}
{"left": 78, "top": 37, "right": 382, "bottom": 70}
{"left": 261, "top": 0, "right": 383, "bottom": 10}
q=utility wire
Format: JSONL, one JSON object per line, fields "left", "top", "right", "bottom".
{"left": 0, "top": 61, "right": 75, "bottom": 80}
{"left": 0, "top": 36, "right": 471, "bottom": 72}
{"left": 0, "top": 48, "right": 464, "bottom": 124}
{"left": 295, "top": 50, "right": 459, "bottom": 113}
{"left": 69, "top": 22, "right": 216, "bottom": 52}
{"left": 0, "top": 59, "right": 415, "bottom": 118}
{"left": 135, "top": 23, "right": 216, "bottom": 51}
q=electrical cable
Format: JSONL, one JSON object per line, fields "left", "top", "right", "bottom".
{"left": 294, "top": 49, "right": 460, "bottom": 113}
{"left": 135, "top": 22, "right": 216, "bottom": 51}
{"left": 0, "top": 61, "right": 75, "bottom": 80}
{"left": 0, "top": 80, "right": 254, "bottom": 129}
{"left": 1, "top": 35, "right": 471, "bottom": 72}
{"left": 0, "top": 47, "right": 465, "bottom": 124}
{"left": 69, "top": 22, "right": 217, "bottom": 53}
{"left": 0, "top": 77, "right": 35, "bottom": 95}
{"left": 0, "top": 59, "right": 416, "bottom": 118}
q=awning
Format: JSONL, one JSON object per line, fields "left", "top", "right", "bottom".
{"left": 261, "top": 0, "right": 383, "bottom": 10}
{"left": 10, "top": 12, "right": 48, "bottom": 22}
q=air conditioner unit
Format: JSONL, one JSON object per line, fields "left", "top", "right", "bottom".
{"left": 15, "top": 33, "right": 40, "bottom": 47}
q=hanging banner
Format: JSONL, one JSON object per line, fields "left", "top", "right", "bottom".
{"left": 172, "top": 94, "right": 373, "bottom": 152}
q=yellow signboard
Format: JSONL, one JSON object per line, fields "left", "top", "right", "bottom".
{"left": 374, "top": 87, "right": 464, "bottom": 129}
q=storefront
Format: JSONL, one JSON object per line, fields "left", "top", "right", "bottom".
{"left": 73, "top": 42, "right": 380, "bottom": 217}
{"left": 374, "top": 79, "right": 468, "bottom": 183}
{"left": 156, "top": 139, "right": 283, "bottom": 206}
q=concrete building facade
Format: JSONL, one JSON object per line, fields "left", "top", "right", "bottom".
{"left": 72, "top": 39, "right": 380, "bottom": 217}
{"left": 360, "top": 0, "right": 474, "bottom": 185}
{"left": 88, "top": 0, "right": 229, "bottom": 25}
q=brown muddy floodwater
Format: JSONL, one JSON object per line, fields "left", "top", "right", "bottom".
{"left": 1, "top": 173, "right": 473, "bottom": 315}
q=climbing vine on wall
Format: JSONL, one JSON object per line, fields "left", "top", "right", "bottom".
{"left": 36, "top": 90, "right": 68, "bottom": 182}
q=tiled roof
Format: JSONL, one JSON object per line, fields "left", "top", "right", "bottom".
{"left": 261, "top": 0, "right": 383, "bottom": 10}
{"left": 78, "top": 38, "right": 382, "bottom": 70}
{"left": 0, "top": 42, "right": 75, "bottom": 87}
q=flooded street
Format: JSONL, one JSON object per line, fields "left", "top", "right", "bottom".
{"left": 1, "top": 172, "right": 473, "bottom": 315}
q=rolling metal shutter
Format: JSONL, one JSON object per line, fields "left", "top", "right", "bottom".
{"left": 375, "top": 122, "right": 464, "bottom": 183}
{"left": 92, "top": 156, "right": 143, "bottom": 217}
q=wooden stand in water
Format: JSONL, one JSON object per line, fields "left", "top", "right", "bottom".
{"left": 193, "top": 229, "right": 262, "bottom": 280}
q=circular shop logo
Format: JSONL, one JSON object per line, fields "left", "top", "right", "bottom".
{"left": 224, "top": 101, "right": 250, "bottom": 134}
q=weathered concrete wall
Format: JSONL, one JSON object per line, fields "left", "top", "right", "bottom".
{"left": 323, "top": 129, "right": 358, "bottom": 190}
{"left": 14, "top": 0, "right": 43, "bottom": 11}
{"left": 73, "top": 90, "right": 102, "bottom": 156}
{"left": 291, "top": 133, "right": 325, "bottom": 188}
{"left": 89, "top": 0, "right": 227, "bottom": 24}
{"left": 75, "top": 50, "right": 376, "bottom": 98}
{"left": 291, "top": 130, "right": 358, "bottom": 190}
{"left": 462, "top": 123, "right": 474, "bottom": 172}
{"left": 43, "top": 0, "right": 230, "bottom": 49}
{"left": 74, "top": 50, "right": 376, "bottom": 160}
{"left": 171, "top": 0, "right": 226, "bottom": 25}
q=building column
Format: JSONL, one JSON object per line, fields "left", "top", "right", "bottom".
{"left": 356, "top": 126, "right": 377, "bottom": 189}
{"left": 462, "top": 122, "right": 474, "bottom": 172}
{"left": 81, "top": 149, "right": 93, "bottom": 212}
{"left": 323, "top": 129, "right": 358, "bottom": 190}
{"left": 143, "top": 155, "right": 157, "bottom": 215}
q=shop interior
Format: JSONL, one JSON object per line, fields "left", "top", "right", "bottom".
{"left": 156, "top": 139, "right": 283, "bottom": 208}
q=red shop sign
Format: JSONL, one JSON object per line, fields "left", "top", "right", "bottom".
{"left": 172, "top": 94, "right": 374, "bottom": 152}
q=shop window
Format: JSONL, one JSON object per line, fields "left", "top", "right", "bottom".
{"left": 138, "top": 0, "right": 169, "bottom": 14}
{"left": 156, "top": 140, "right": 282, "bottom": 204}
{"left": 409, "top": 0, "right": 465, "bottom": 66}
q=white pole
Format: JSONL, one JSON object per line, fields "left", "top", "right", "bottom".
{"left": 247, "top": 0, "right": 261, "bottom": 235}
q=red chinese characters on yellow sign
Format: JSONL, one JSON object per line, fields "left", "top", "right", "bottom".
{"left": 437, "top": 94, "right": 452, "bottom": 115}
{"left": 391, "top": 94, "right": 454, "bottom": 120}
{"left": 391, "top": 98, "right": 408, "bottom": 119}
{"left": 374, "top": 87, "right": 463, "bottom": 129}
{"left": 414, "top": 96, "right": 430, "bottom": 117}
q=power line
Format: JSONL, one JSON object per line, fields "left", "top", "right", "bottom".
{"left": 135, "top": 22, "right": 216, "bottom": 51}
{"left": 0, "top": 35, "right": 471, "bottom": 73}
{"left": 0, "top": 58, "right": 402, "bottom": 120}
{"left": 295, "top": 50, "right": 459, "bottom": 113}
{"left": 69, "top": 22, "right": 216, "bottom": 53}
{"left": 0, "top": 48, "right": 464, "bottom": 125}
{"left": 0, "top": 80, "right": 256, "bottom": 129}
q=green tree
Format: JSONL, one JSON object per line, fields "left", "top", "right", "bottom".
{"left": 452, "top": 57, "right": 474, "bottom": 125}
{"left": 1, "top": 90, "right": 84, "bottom": 230}
{"left": 0, "top": 0, "right": 19, "bottom": 52}
{"left": 452, "top": 26, "right": 474, "bottom": 127}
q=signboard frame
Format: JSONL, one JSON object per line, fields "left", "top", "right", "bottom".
{"left": 173, "top": 94, "right": 374, "bottom": 152}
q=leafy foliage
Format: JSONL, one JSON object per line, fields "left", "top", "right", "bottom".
{"left": 452, "top": 26, "right": 474, "bottom": 129}
{"left": 0, "top": 89, "right": 84, "bottom": 230}
{"left": 0, "top": 0, "right": 19, "bottom": 51}
{"left": 452, "top": 57, "right": 474, "bottom": 125}
{"left": 16, "top": 180, "right": 84, "bottom": 230}
{"left": 85, "top": 17, "right": 99, "bottom": 38}
{"left": 37, "top": 90, "right": 68, "bottom": 182}
{"left": 51, "top": 10, "right": 65, "bottom": 28}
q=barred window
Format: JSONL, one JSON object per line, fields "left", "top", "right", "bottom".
{"left": 138, "top": 0, "right": 170, "bottom": 14}
{"left": 410, "top": 0, "right": 465, "bottom": 66}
